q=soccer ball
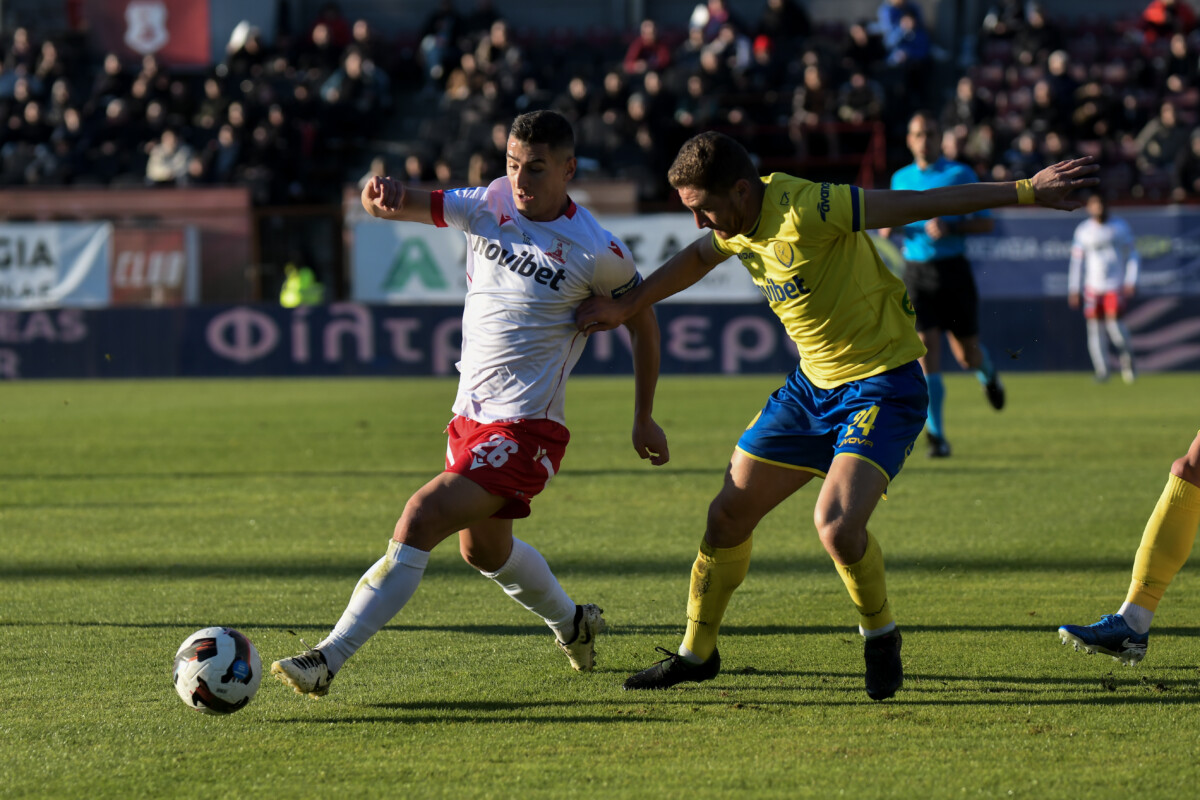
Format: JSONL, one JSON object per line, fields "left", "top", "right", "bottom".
{"left": 172, "top": 627, "right": 262, "bottom": 715}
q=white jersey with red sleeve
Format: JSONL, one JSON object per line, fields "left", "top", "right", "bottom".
{"left": 1068, "top": 217, "right": 1140, "bottom": 294}
{"left": 430, "top": 176, "right": 641, "bottom": 426}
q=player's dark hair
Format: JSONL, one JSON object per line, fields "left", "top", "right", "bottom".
{"left": 668, "top": 131, "right": 758, "bottom": 193}
{"left": 908, "top": 109, "right": 939, "bottom": 132}
{"left": 509, "top": 110, "right": 575, "bottom": 154}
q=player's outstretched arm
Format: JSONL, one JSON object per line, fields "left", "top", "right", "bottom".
{"left": 623, "top": 305, "right": 669, "bottom": 466}
{"left": 863, "top": 156, "right": 1101, "bottom": 230}
{"left": 361, "top": 175, "right": 436, "bottom": 224}
{"left": 575, "top": 234, "right": 727, "bottom": 332}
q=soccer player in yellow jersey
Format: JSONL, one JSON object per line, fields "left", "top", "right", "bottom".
{"left": 577, "top": 131, "right": 1098, "bottom": 700}
{"left": 1059, "top": 430, "right": 1200, "bottom": 665}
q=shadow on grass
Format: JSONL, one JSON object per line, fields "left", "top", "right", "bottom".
{"left": 5, "top": 620, "right": 1200, "bottom": 640}
{"left": 0, "top": 467, "right": 723, "bottom": 483}
{"left": 0, "top": 554, "right": 1148, "bottom": 579}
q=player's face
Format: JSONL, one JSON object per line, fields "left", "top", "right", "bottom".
{"left": 906, "top": 117, "right": 940, "bottom": 166}
{"left": 506, "top": 137, "right": 576, "bottom": 222}
{"left": 1087, "top": 194, "right": 1106, "bottom": 222}
{"left": 678, "top": 182, "right": 752, "bottom": 240}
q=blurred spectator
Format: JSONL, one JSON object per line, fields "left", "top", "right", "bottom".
{"left": 963, "top": 120, "right": 998, "bottom": 177}
{"left": 35, "top": 40, "right": 67, "bottom": 86}
{"left": 553, "top": 75, "right": 594, "bottom": 123}
{"left": 225, "top": 22, "right": 269, "bottom": 78}
{"left": 1013, "top": 3, "right": 1062, "bottom": 66}
{"left": 358, "top": 155, "right": 389, "bottom": 189}
{"left": 675, "top": 73, "right": 718, "bottom": 132}
{"left": 474, "top": 19, "right": 523, "bottom": 94}
{"left": 311, "top": 2, "right": 352, "bottom": 49}
{"left": 755, "top": 0, "right": 812, "bottom": 49}
{"left": 1024, "top": 79, "right": 1067, "bottom": 136}
{"left": 882, "top": 7, "right": 932, "bottom": 116}
{"left": 789, "top": 63, "right": 836, "bottom": 158}
{"left": 624, "top": 19, "right": 672, "bottom": 77}
{"left": 1141, "top": 0, "right": 1197, "bottom": 45}
{"left": 940, "top": 75, "right": 990, "bottom": 135}
{"left": 1156, "top": 32, "right": 1199, "bottom": 93}
{"left": 706, "top": 22, "right": 753, "bottom": 77}
{"left": 1135, "top": 100, "right": 1191, "bottom": 176}
{"left": 836, "top": 69, "right": 884, "bottom": 124}
{"left": 321, "top": 47, "right": 390, "bottom": 131}
{"left": 419, "top": 0, "right": 464, "bottom": 89}
{"left": 980, "top": 0, "right": 1027, "bottom": 45}
{"left": 402, "top": 153, "right": 433, "bottom": 184}
{"left": 1172, "top": 129, "right": 1200, "bottom": 199}
{"left": 88, "top": 53, "right": 128, "bottom": 113}
{"left": 145, "top": 128, "right": 193, "bottom": 185}
{"left": 1071, "top": 79, "right": 1116, "bottom": 140}
{"left": 998, "top": 129, "right": 1043, "bottom": 179}
{"left": 840, "top": 20, "right": 886, "bottom": 75}
{"left": 298, "top": 20, "right": 344, "bottom": 82}
{"left": 5, "top": 27, "right": 37, "bottom": 72}
{"left": 1044, "top": 49, "right": 1078, "bottom": 107}
{"left": 878, "top": 0, "right": 924, "bottom": 53}
{"left": 690, "top": 0, "right": 740, "bottom": 43}
{"left": 207, "top": 124, "right": 243, "bottom": 182}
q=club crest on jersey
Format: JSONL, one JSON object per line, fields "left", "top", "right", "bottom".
{"left": 546, "top": 238, "right": 572, "bottom": 265}
{"left": 499, "top": 213, "right": 513, "bottom": 226}
{"left": 773, "top": 241, "right": 794, "bottom": 267}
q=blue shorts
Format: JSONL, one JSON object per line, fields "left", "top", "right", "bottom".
{"left": 736, "top": 361, "right": 928, "bottom": 484}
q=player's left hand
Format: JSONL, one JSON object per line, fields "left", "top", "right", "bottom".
{"left": 632, "top": 417, "right": 669, "bottom": 466}
{"left": 925, "top": 217, "right": 948, "bottom": 239}
{"left": 1030, "top": 156, "right": 1101, "bottom": 210}
{"left": 576, "top": 295, "right": 626, "bottom": 333}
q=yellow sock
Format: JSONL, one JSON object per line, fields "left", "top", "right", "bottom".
{"left": 833, "top": 531, "right": 895, "bottom": 634}
{"left": 681, "top": 537, "right": 753, "bottom": 662}
{"left": 1126, "top": 474, "right": 1200, "bottom": 611}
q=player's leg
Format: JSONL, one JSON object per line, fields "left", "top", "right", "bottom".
{"left": 819, "top": 455, "right": 903, "bottom": 701}
{"left": 818, "top": 362, "right": 926, "bottom": 700}
{"left": 1082, "top": 293, "right": 1109, "bottom": 381}
{"left": 462, "top": 519, "right": 604, "bottom": 670}
{"left": 944, "top": 261, "right": 1004, "bottom": 412}
{"left": 917, "top": 331, "right": 951, "bottom": 457}
{"left": 1059, "top": 432, "right": 1200, "bottom": 664}
{"left": 272, "top": 474, "right": 504, "bottom": 697}
{"left": 623, "top": 452, "right": 814, "bottom": 689}
{"left": 1102, "top": 303, "right": 1136, "bottom": 383}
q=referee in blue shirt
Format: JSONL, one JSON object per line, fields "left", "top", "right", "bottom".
{"left": 884, "top": 111, "right": 1005, "bottom": 458}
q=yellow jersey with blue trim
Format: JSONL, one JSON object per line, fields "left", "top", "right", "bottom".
{"left": 710, "top": 173, "right": 925, "bottom": 389}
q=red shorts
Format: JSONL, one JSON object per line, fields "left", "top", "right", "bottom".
{"left": 1082, "top": 289, "right": 1126, "bottom": 320}
{"left": 444, "top": 415, "right": 570, "bottom": 519}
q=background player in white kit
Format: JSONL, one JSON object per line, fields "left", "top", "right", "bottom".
{"left": 272, "top": 110, "right": 670, "bottom": 697}
{"left": 1068, "top": 193, "right": 1140, "bottom": 383}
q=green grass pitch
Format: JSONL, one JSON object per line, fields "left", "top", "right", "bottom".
{"left": 3, "top": 373, "right": 1199, "bottom": 798}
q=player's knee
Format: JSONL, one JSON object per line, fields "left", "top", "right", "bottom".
{"left": 705, "top": 496, "right": 752, "bottom": 544}
{"left": 1171, "top": 436, "right": 1200, "bottom": 487}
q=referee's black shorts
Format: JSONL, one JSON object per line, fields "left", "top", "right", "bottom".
{"left": 902, "top": 255, "right": 980, "bottom": 338}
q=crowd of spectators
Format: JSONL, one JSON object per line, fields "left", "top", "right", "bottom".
{"left": 2, "top": 0, "right": 1200, "bottom": 206}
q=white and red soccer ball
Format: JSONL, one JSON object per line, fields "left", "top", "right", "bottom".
{"left": 173, "top": 627, "right": 262, "bottom": 714}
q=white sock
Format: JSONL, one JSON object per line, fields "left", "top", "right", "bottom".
{"left": 317, "top": 540, "right": 430, "bottom": 674}
{"left": 677, "top": 645, "right": 704, "bottom": 665}
{"left": 1117, "top": 602, "right": 1154, "bottom": 635}
{"left": 860, "top": 620, "right": 897, "bottom": 639}
{"left": 481, "top": 538, "right": 577, "bottom": 642}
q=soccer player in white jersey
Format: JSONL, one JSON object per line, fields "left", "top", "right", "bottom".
{"left": 1068, "top": 193, "right": 1140, "bottom": 383}
{"left": 271, "top": 110, "right": 670, "bottom": 698}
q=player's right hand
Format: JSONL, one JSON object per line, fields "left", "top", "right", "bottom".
{"left": 361, "top": 176, "right": 402, "bottom": 216}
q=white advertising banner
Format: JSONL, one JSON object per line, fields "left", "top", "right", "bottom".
{"left": 352, "top": 213, "right": 764, "bottom": 305}
{"left": 0, "top": 222, "right": 113, "bottom": 309}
